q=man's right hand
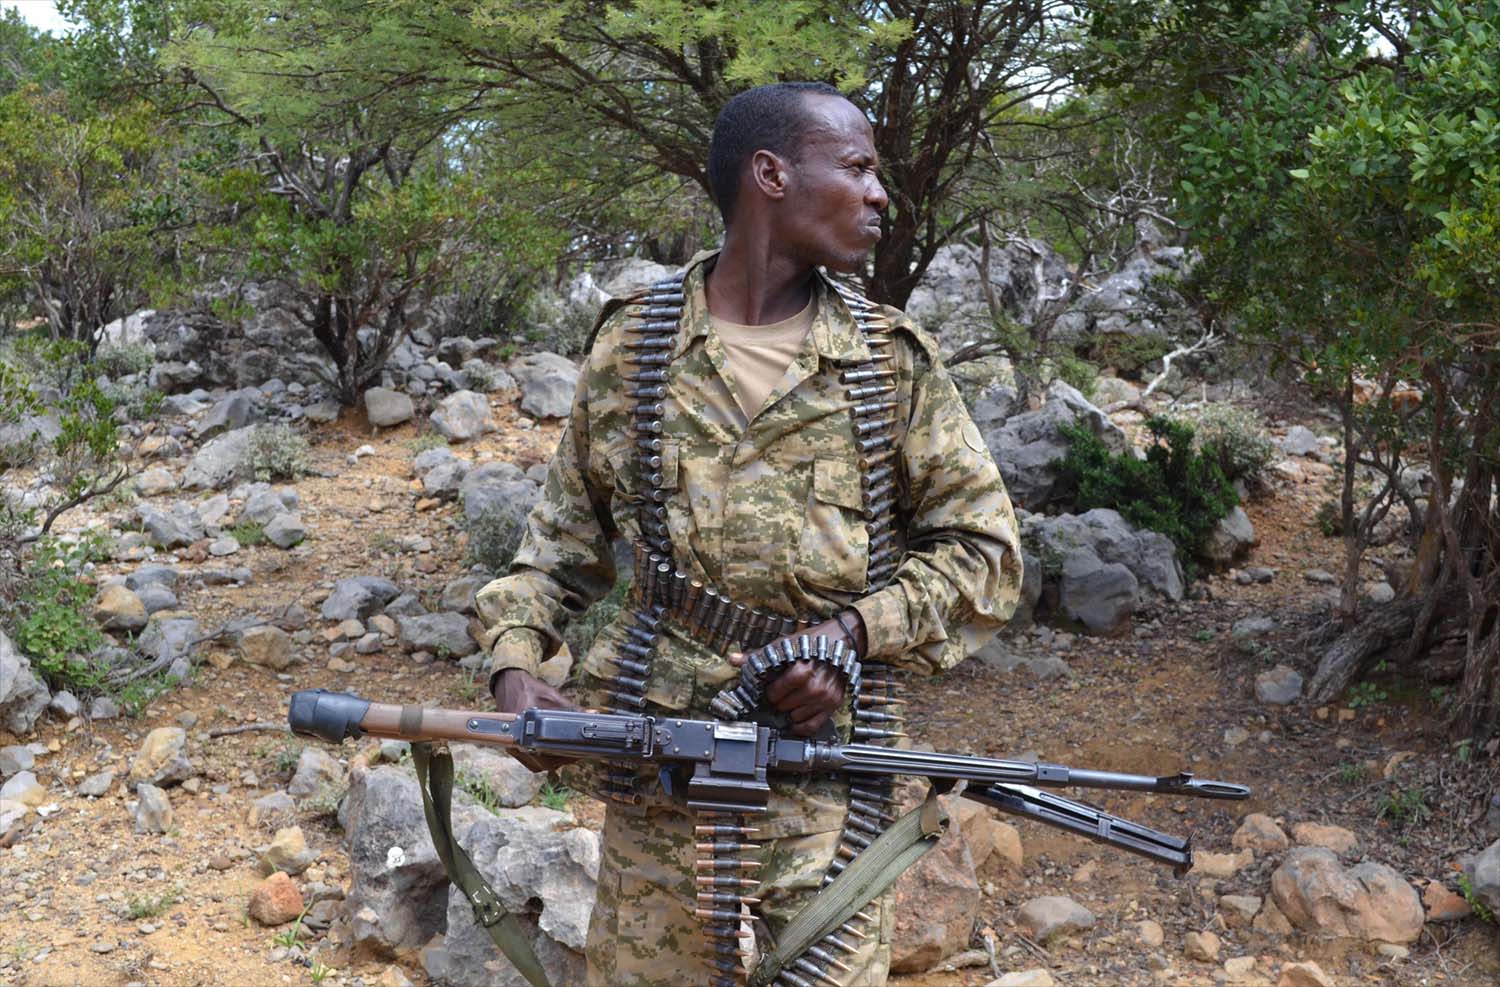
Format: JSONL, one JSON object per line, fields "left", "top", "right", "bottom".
{"left": 491, "top": 668, "right": 577, "bottom": 772}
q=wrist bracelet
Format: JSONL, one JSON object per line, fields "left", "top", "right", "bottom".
{"left": 834, "top": 609, "right": 861, "bottom": 650}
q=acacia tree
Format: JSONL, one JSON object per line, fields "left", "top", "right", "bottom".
{"left": 1087, "top": 0, "right": 1500, "bottom": 737}
{"left": 381, "top": 0, "right": 1078, "bottom": 307}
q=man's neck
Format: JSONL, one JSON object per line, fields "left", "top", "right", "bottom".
{"left": 706, "top": 230, "right": 816, "bottom": 326}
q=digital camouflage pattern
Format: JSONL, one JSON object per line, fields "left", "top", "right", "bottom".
{"left": 587, "top": 805, "right": 892, "bottom": 987}
{"left": 474, "top": 249, "right": 1021, "bottom": 981}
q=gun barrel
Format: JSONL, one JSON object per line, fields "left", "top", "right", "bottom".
{"left": 289, "top": 689, "right": 522, "bottom": 747}
{"left": 806, "top": 743, "right": 1249, "bottom": 801}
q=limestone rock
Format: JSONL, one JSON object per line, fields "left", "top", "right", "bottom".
{"left": 1190, "top": 848, "right": 1253, "bottom": 879}
{"left": 988, "top": 970, "right": 1056, "bottom": 987}
{"left": 1256, "top": 665, "right": 1304, "bottom": 706}
{"left": 135, "top": 467, "right": 178, "bottom": 497}
{"left": 430, "top": 390, "right": 494, "bottom": 442}
{"left": 288, "top": 747, "right": 345, "bottom": 799}
{"left": 133, "top": 783, "right": 173, "bottom": 834}
{"left": 396, "top": 612, "right": 478, "bottom": 658}
{"left": 240, "top": 484, "right": 300, "bottom": 525}
{"left": 1016, "top": 895, "right": 1094, "bottom": 942}
{"left": 365, "top": 387, "right": 415, "bottom": 428}
{"left": 262, "top": 825, "right": 317, "bottom": 875}
{"left": 979, "top": 380, "right": 1128, "bottom": 511}
{"left": 1183, "top": 930, "right": 1220, "bottom": 962}
{"left": 449, "top": 744, "right": 544, "bottom": 808}
{"left": 249, "top": 871, "right": 305, "bottom": 926}
{"left": 1291, "top": 821, "right": 1359, "bottom": 855}
{"left": 891, "top": 794, "right": 982, "bottom": 973}
{"left": 238, "top": 625, "right": 294, "bottom": 670}
{"left": 344, "top": 764, "right": 485, "bottom": 956}
{"left": 129, "top": 727, "right": 195, "bottom": 787}
{"left": 1233, "top": 814, "right": 1290, "bottom": 852}
{"left": 137, "top": 501, "right": 205, "bottom": 549}
{"left": 460, "top": 461, "right": 541, "bottom": 530}
{"left": 1201, "top": 505, "right": 1257, "bottom": 568}
{"left": 1471, "top": 838, "right": 1500, "bottom": 915}
{"left": 321, "top": 576, "right": 401, "bottom": 622}
{"left": 182, "top": 425, "right": 258, "bottom": 490}
{"left": 1269, "top": 846, "right": 1423, "bottom": 943}
{"left": 264, "top": 513, "right": 307, "bottom": 548}
{"left": 1, "top": 770, "right": 46, "bottom": 807}
{"left": 438, "top": 807, "right": 597, "bottom": 987}
{"left": 1421, "top": 881, "right": 1471, "bottom": 923}
{"left": 1218, "top": 894, "right": 1261, "bottom": 928}
{"left": 0, "top": 630, "right": 50, "bottom": 736}
{"left": 510, "top": 352, "right": 580, "bottom": 420}
{"left": 0, "top": 745, "right": 34, "bottom": 778}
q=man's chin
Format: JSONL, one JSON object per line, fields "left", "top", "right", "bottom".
{"left": 823, "top": 249, "right": 872, "bottom": 276}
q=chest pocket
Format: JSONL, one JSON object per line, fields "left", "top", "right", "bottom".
{"left": 796, "top": 456, "right": 869, "bottom": 594}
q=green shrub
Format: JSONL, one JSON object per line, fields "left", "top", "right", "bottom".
{"left": 1315, "top": 500, "right": 1343, "bottom": 537}
{"left": 11, "top": 537, "right": 110, "bottom": 693}
{"left": 229, "top": 521, "right": 266, "bottom": 546}
{"left": 245, "top": 424, "right": 311, "bottom": 482}
{"left": 1188, "top": 404, "right": 1277, "bottom": 486}
{"left": 463, "top": 506, "right": 524, "bottom": 576}
{"left": 94, "top": 342, "right": 156, "bottom": 379}
{"left": 1053, "top": 353, "right": 1099, "bottom": 400}
{"left": 1054, "top": 416, "right": 1239, "bottom": 563}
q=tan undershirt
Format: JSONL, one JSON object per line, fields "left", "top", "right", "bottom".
{"left": 709, "top": 295, "right": 817, "bottom": 420}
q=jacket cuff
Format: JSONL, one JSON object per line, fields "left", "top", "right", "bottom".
{"left": 852, "top": 586, "right": 909, "bottom": 663}
{"left": 484, "top": 627, "right": 547, "bottom": 692}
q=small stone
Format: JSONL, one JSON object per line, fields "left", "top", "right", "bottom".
{"left": 364, "top": 387, "right": 415, "bottom": 428}
{"left": 1184, "top": 930, "right": 1221, "bottom": 962}
{"left": 262, "top": 825, "right": 316, "bottom": 876}
{"left": 208, "top": 535, "right": 240, "bottom": 557}
{"left": 1304, "top": 569, "right": 1337, "bottom": 585}
{"left": 90, "top": 696, "right": 121, "bottom": 720}
{"left": 1223, "top": 956, "right": 1257, "bottom": 983}
{"left": 1290, "top": 821, "right": 1359, "bottom": 855}
{"left": 264, "top": 514, "right": 307, "bottom": 548}
{"left": 368, "top": 614, "right": 398, "bottom": 637}
{"left": 1364, "top": 581, "right": 1395, "bottom": 604}
{"left": 1016, "top": 895, "right": 1095, "bottom": 941}
{"left": 1233, "top": 813, "right": 1290, "bottom": 852}
{"left": 248, "top": 791, "right": 297, "bottom": 829}
{"left": 132, "top": 783, "right": 173, "bottom": 834}
{"left": 1218, "top": 894, "right": 1262, "bottom": 928}
{"left": 90, "top": 941, "right": 116, "bottom": 954}
{"left": 94, "top": 584, "right": 148, "bottom": 631}
{"left": 1255, "top": 665, "right": 1303, "bottom": 705}
{"left": 1223, "top": 726, "right": 1250, "bottom": 748}
{"left": 1254, "top": 899, "right": 1293, "bottom": 936}
{"left": 287, "top": 748, "right": 343, "bottom": 799}
{"left": 1277, "top": 961, "right": 1334, "bottom": 987}
{"left": 1136, "top": 919, "right": 1164, "bottom": 947}
{"left": 129, "top": 727, "right": 194, "bottom": 786}
{"left": 1421, "top": 881, "right": 1472, "bottom": 922}
{"left": 336, "top": 618, "right": 366, "bottom": 640}
{"left": 1191, "top": 848, "right": 1253, "bottom": 879}
{"left": 77, "top": 770, "right": 114, "bottom": 797}
{"left": 1, "top": 770, "right": 46, "bottom": 807}
{"left": 328, "top": 657, "right": 357, "bottom": 674}
{"left": 1376, "top": 943, "right": 1409, "bottom": 961}
{"left": 238, "top": 625, "right": 294, "bottom": 670}
{"left": 248, "top": 871, "right": 304, "bottom": 926}
{"left": 49, "top": 690, "right": 81, "bottom": 718}
{"left": 0, "top": 745, "right": 35, "bottom": 778}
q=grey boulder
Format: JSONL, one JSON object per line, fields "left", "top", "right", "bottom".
{"left": 321, "top": 577, "right": 401, "bottom": 622}
{"left": 980, "top": 380, "right": 1129, "bottom": 511}
{"left": 1201, "top": 505, "right": 1257, "bottom": 568}
{"left": 182, "top": 425, "right": 259, "bottom": 490}
{"left": 430, "top": 390, "right": 494, "bottom": 442}
{"left": 0, "top": 630, "right": 50, "bottom": 736}
{"left": 397, "top": 613, "right": 477, "bottom": 658}
{"left": 510, "top": 352, "right": 580, "bottom": 420}
{"left": 365, "top": 387, "right": 415, "bottom": 428}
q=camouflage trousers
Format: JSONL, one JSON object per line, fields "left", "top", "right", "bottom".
{"left": 585, "top": 802, "right": 895, "bottom": 986}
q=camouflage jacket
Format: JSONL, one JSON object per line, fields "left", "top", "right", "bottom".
{"left": 476, "top": 251, "right": 1022, "bottom": 834}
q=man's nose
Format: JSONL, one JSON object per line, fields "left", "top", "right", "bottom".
{"left": 866, "top": 176, "right": 888, "bottom": 211}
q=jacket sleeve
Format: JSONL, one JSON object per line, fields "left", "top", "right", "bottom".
{"left": 474, "top": 325, "right": 621, "bottom": 688}
{"left": 851, "top": 335, "right": 1023, "bottom": 674}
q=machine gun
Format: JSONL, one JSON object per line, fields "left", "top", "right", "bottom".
{"left": 289, "top": 688, "right": 1248, "bottom": 873}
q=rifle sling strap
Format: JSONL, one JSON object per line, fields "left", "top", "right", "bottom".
{"left": 749, "top": 790, "right": 949, "bottom": 987}
{"left": 411, "top": 742, "right": 551, "bottom": 987}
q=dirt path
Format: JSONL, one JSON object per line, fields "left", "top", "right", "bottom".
{"left": 2, "top": 397, "right": 1497, "bottom": 987}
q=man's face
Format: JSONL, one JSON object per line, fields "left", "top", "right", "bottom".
{"left": 776, "top": 96, "right": 888, "bottom": 274}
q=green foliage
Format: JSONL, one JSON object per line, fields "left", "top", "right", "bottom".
{"left": 1054, "top": 416, "right": 1239, "bottom": 563}
{"left": 1315, "top": 501, "right": 1343, "bottom": 538}
{"left": 1087, "top": 333, "right": 1174, "bottom": 380}
{"left": 124, "top": 889, "right": 180, "bottom": 920}
{"left": 244, "top": 425, "right": 311, "bottom": 482}
{"left": 10, "top": 537, "right": 109, "bottom": 693}
{"left": 1052, "top": 353, "right": 1099, "bottom": 401}
{"left": 118, "top": 667, "right": 185, "bottom": 717}
{"left": 404, "top": 431, "right": 448, "bottom": 454}
{"left": 1337, "top": 761, "right": 1367, "bottom": 785}
{"left": 1347, "top": 680, "right": 1388, "bottom": 710}
{"left": 228, "top": 521, "right": 266, "bottom": 547}
{"left": 1377, "top": 786, "right": 1432, "bottom": 827}
{"left": 537, "top": 781, "right": 573, "bottom": 812}
{"left": 463, "top": 507, "right": 523, "bottom": 577}
{"left": 1189, "top": 404, "right": 1276, "bottom": 486}
{"left": 94, "top": 341, "right": 155, "bottom": 378}
{"left": 1458, "top": 874, "right": 1497, "bottom": 924}
{"left": 456, "top": 768, "right": 506, "bottom": 814}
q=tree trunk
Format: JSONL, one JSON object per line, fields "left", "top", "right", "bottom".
{"left": 1306, "top": 597, "right": 1425, "bottom": 705}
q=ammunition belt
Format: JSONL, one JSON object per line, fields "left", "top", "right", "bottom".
{"left": 599, "top": 269, "right": 910, "bottom": 987}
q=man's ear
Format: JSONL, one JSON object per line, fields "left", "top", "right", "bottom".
{"left": 749, "top": 149, "right": 790, "bottom": 203}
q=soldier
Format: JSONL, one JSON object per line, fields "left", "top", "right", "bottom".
{"left": 476, "top": 81, "right": 1022, "bottom": 986}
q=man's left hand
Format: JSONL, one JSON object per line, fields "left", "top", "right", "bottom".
{"left": 729, "top": 611, "right": 866, "bottom": 737}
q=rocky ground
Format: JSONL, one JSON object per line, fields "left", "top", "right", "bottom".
{"left": 3, "top": 328, "right": 1499, "bottom": 987}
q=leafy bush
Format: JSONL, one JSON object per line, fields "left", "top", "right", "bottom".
{"left": 1053, "top": 353, "right": 1099, "bottom": 400}
{"left": 94, "top": 342, "right": 156, "bottom": 379}
{"left": 1054, "top": 416, "right": 1239, "bottom": 563}
{"left": 463, "top": 506, "right": 523, "bottom": 576}
{"left": 244, "top": 424, "right": 311, "bottom": 482}
{"left": 1315, "top": 500, "right": 1343, "bottom": 537}
{"left": 229, "top": 521, "right": 266, "bottom": 547}
{"left": 1188, "top": 403, "right": 1276, "bottom": 486}
{"left": 11, "top": 536, "right": 110, "bottom": 693}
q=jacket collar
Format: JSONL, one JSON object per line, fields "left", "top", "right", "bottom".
{"left": 675, "top": 249, "right": 872, "bottom": 364}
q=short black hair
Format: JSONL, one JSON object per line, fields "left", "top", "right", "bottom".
{"left": 708, "top": 81, "right": 844, "bottom": 227}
